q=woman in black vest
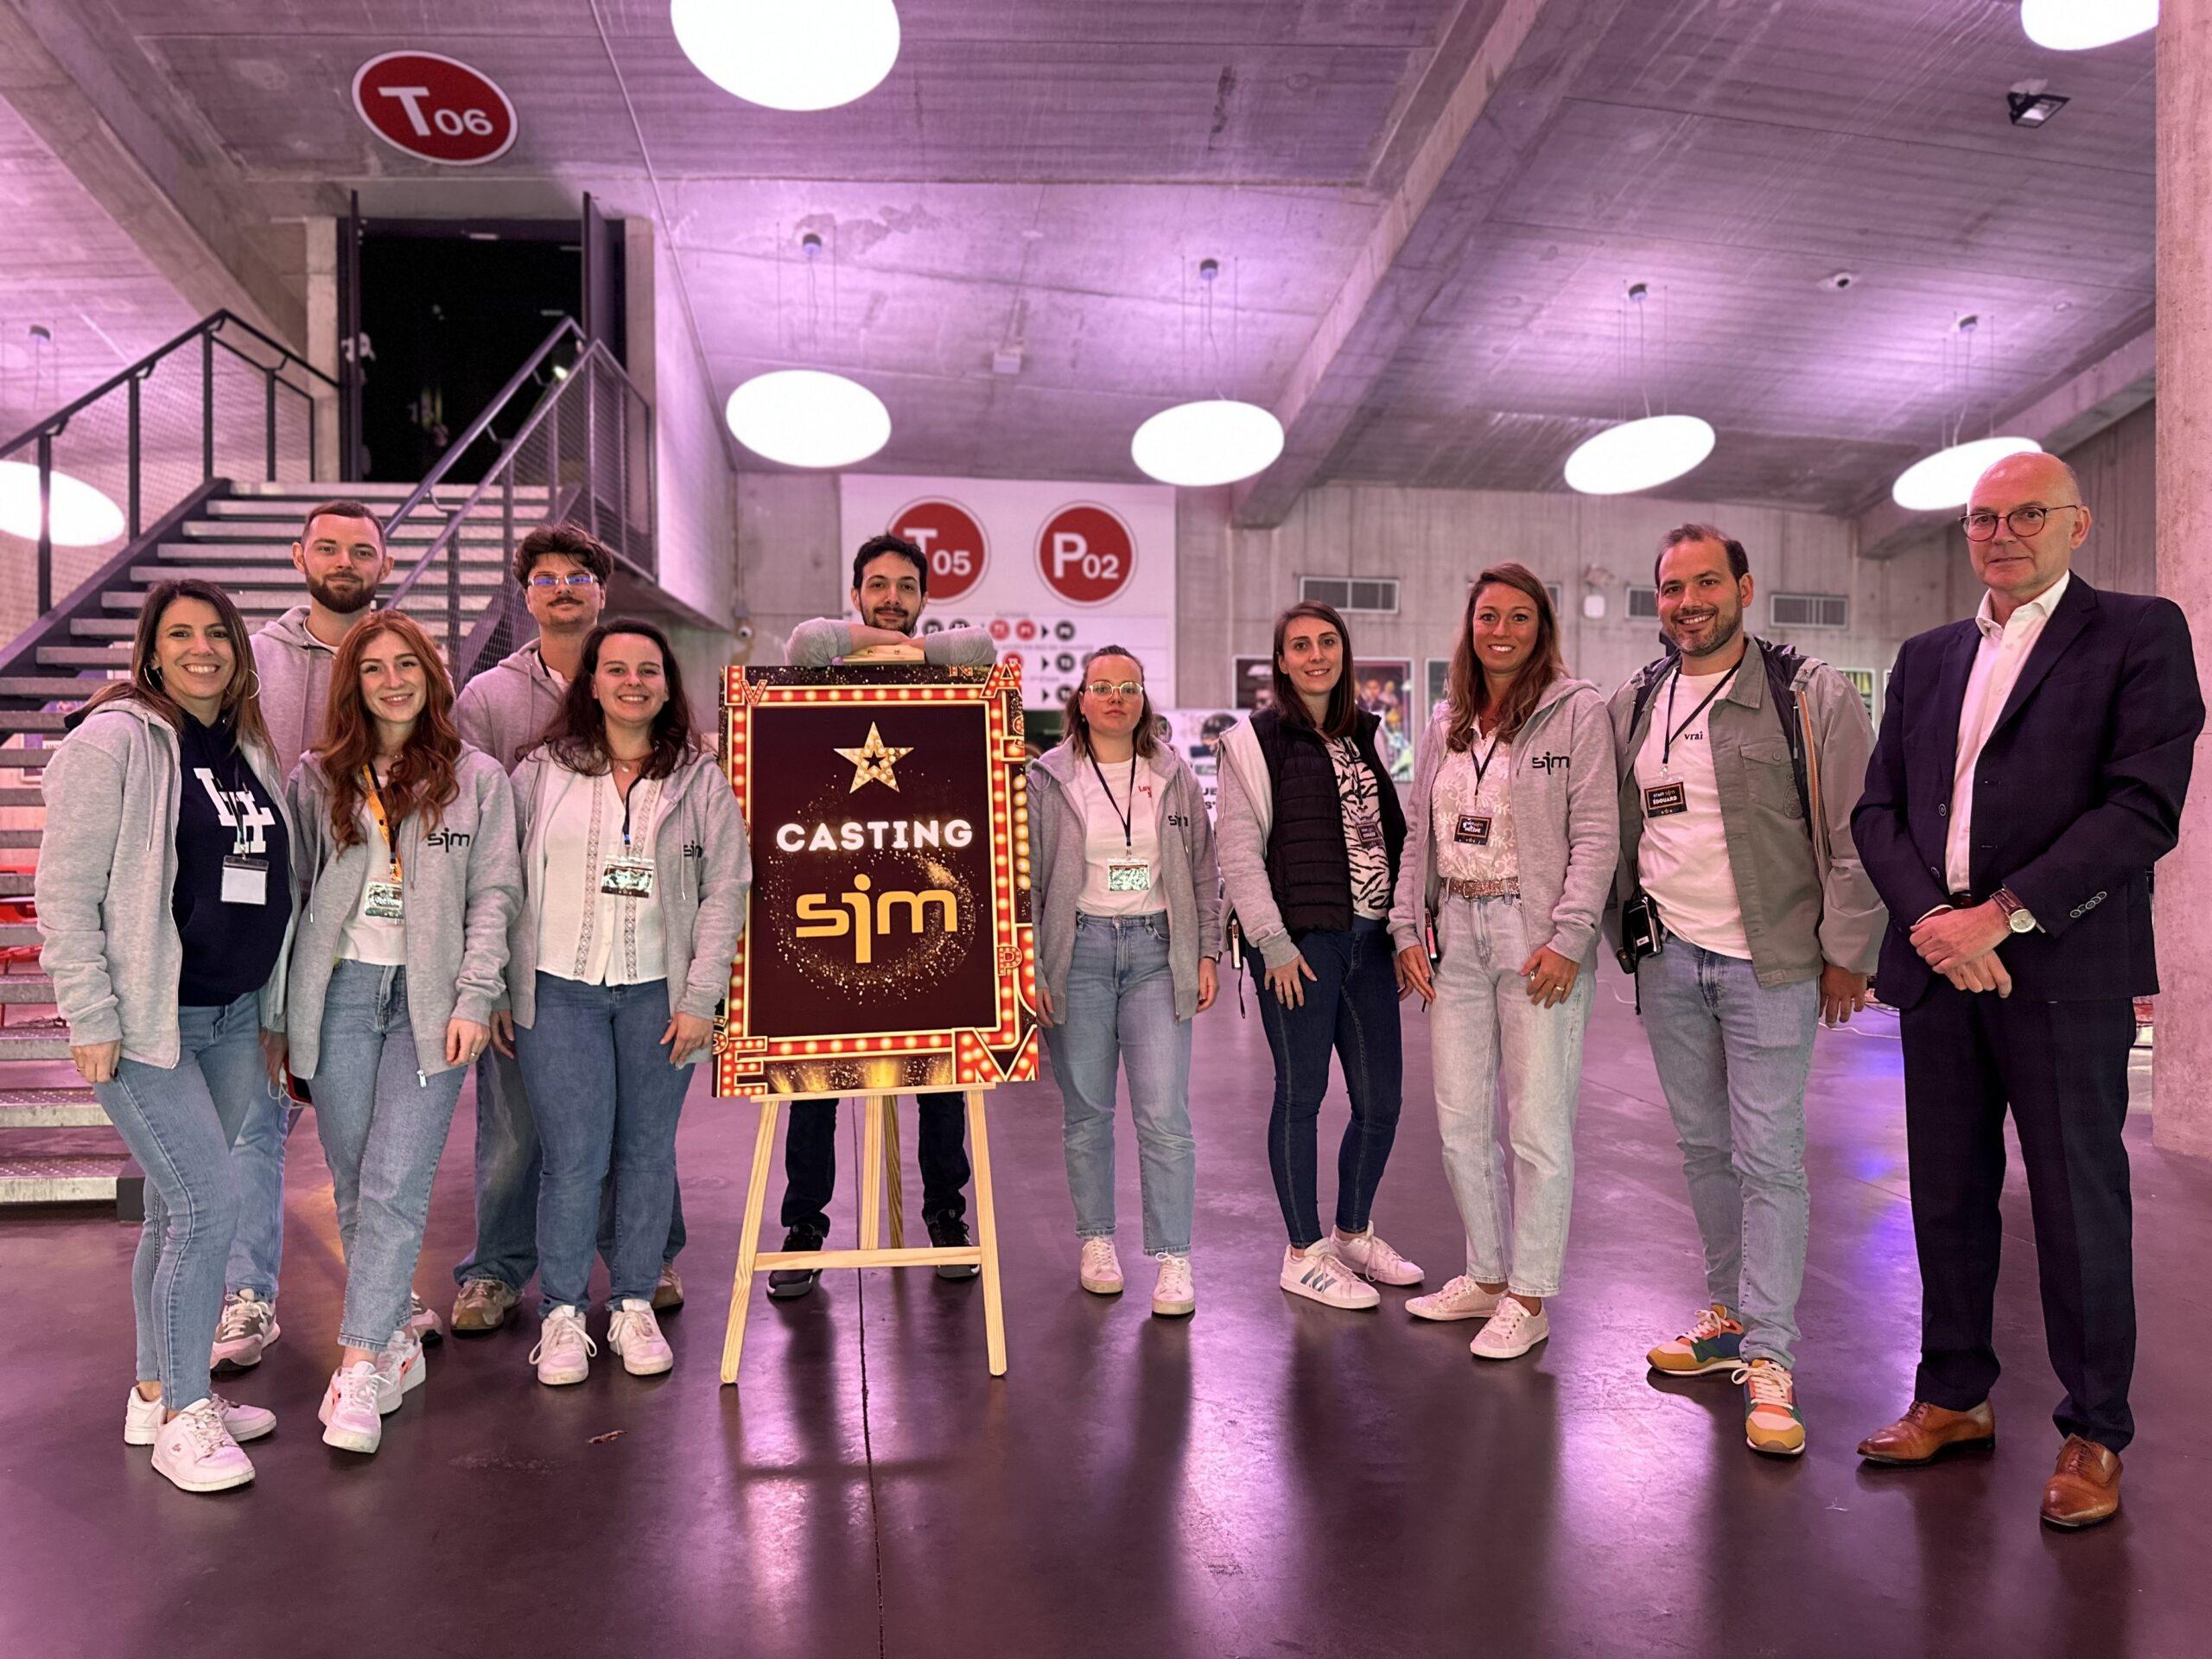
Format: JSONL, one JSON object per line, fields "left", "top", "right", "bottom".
{"left": 1216, "top": 602, "right": 1421, "bottom": 1311}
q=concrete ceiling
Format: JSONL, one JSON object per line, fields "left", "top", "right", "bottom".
{"left": 0, "top": 0, "right": 2159, "bottom": 515}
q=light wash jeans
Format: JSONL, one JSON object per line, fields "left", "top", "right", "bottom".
{"left": 1041, "top": 913, "right": 1196, "bottom": 1256}
{"left": 94, "top": 991, "right": 267, "bottom": 1412}
{"left": 1636, "top": 940, "right": 1818, "bottom": 1370}
{"left": 221, "top": 1077, "right": 291, "bottom": 1302}
{"left": 1428, "top": 894, "right": 1593, "bottom": 1299}
{"left": 312, "top": 962, "right": 467, "bottom": 1352}
{"left": 516, "top": 974, "right": 693, "bottom": 1315}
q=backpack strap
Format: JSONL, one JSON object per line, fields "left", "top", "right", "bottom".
{"left": 1754, "top": 638, "right": 1814, "bottom": 823}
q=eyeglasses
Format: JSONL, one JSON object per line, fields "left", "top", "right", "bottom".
{"left": 1960, "top": 504, "right": 2082, "bottom": 542}
{"left": 1084, "top": 680, "right": 1143, "bottom": 700}
{"left": 529, "top": 572, "right": 599, "bottom": 590}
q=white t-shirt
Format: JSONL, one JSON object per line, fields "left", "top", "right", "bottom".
{"left": 338, "top": 801, "right": 407, "bottom": 967}
{"left": 537, "top": 769, "right": 668, "bottom": 987}
{"left": 1074, "top": 753, "right": 1166, "bottom": 917}
{"left": 1633, "top": 669, "right": 1751, "bottom": 959}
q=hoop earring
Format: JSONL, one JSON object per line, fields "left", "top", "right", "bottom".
{"left": 246, "top": 671, "right": 262, "bottom": 698}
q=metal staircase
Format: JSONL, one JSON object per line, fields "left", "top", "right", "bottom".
{"left": 0, "top": 312, "right": 660, "bottom": 1209}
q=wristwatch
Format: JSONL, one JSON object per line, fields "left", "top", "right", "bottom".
{"left": 1992, "top": 887, "right": 2037, "bottom": 934}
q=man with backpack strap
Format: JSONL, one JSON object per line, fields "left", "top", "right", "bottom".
{"left": 1605, "top": 523, "right": 1886, "bottom": 1459}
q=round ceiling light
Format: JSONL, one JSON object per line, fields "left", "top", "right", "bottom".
{"left": 1562, "top": 414, "right": 1716, "bottom": 496}
{"left": 671, "top": 0, "right": 901, "bottom": 112}
{"left": 1891, "top": 435, "right": 2043, "bottom": 512}
{"left": 1130, "top": 399, "right": 1285, "bottom": 488}
{"left": 2021, "top": 0, "right": 2158, "bottom": 51}
{"left": 724, "top": 370, "right": 890, "bottom": 468}
{"left": 0, "top": 460, "right": 126, "bottom": 545}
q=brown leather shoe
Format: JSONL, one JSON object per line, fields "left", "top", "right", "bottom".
{"left": 2041, "top": 1436, "right": 2122, "bottom": 1529}
{"left": 1857, "top": 1398, "right": 1997, "bottom": 1465}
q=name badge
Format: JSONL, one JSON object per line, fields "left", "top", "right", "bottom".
{"left": 364, "top": 880, "right": 404, "bottom": 922}
{"left": 1106, "top": 855, "right": 1153, "bottom": 894}
{"left": 601, "top": 860, "right": 656, "bottom": 899}
{"left": 1453, "top": 814, "right": 1491, "bottom": 846}
{"left": 1643, "top": 781, "right": 1688, "bottom": 818}
{"left": 1354, "top": 817, "right": 1384, "bottom": 850}
{"left": 220, "top": 856, "right": 268, "bottom": 907}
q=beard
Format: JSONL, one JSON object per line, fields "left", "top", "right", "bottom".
{"left": 868, "top": 606, "right": 916, "bottom": 636}
{"left": 307, "top": 573, "right": 376, "bottom": 616}
{"left": 1672, "top": 607, "right": 1742, "bottom": 659}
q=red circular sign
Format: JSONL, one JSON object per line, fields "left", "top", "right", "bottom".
{"left": 888, "top": 497, "right": 988, "bottom": 602}
{"left": 353, "top": 52, "right": 518, "bottom": 167}
{"left": 1035, "top": 503, "right": 1136, "bottom": 607}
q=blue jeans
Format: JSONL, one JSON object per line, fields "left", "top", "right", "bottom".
{"left": 453, "top": 1049, "right": 687, "bottom": 1294}
{"left": 221, "top": 1080, "right": 291, "bottom": 1302}
{"left": 1636, "top": 941, "right": 1818, "bottom": 1370}
{"left": 516, "top": 974, "right": 694, "bottom": 1313}
{"left": 1251, "top": 918, "right": 1404, "bottom": 1249}
{"left": 312, "top": 963, "right": 467, "bottom": 1352}
{"left": 94, "top": 992, "right": 267, "bottom": 1411}
{"left": 1042, "top": 913, "right": 1196, "bottom": 1256}
{"left": 1428, "top": 895, "right": 1593, "bottom": 1298}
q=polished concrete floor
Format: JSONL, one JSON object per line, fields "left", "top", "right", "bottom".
{"left": 3, "top": 981, "right": 2209, "bottom": 1659}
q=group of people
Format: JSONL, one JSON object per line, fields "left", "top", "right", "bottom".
{"left": 40, "top": 448, "right": 2196, "bottom": 1532}
{"left": 38, "top": 511, "right": 747, "bottom": 1491}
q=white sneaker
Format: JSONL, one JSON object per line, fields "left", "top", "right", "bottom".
{"left": 319, "top": 1362, "right": 385, "bottom": 1454}
{"left": 1332, "top": 1228, "right": 1424, "bottom": 1287}
{"left": 149, "top": 1396, "right": 255, "bottom": 1492}
{"left": 124, "top": 1386, "right": 274, "bottom": 1447}
{"left": 1407, "top": 1274, "right": 1503, "bottom": 1323}
{"left": 404, "top": 1292, "right": 445, "bottom": 1347}
{"left": 530, "top": 1306, "right": 596, "bottom": 1386}
{"left": 211, "top": 1289, "right": 280, "bottom": 1371}
{"left": 1471, "top": 1297, "right": 1550, "bottom": 1360}
{"left": 375, "top": 1332, "right": 426, "bottom": 1414}
{"left": 1151, "top": 1253, "right": 1195, "bottom": 1318}
{"left": 1078, "top": 1237, "right": 1124, "bottom": 1296}
{"left": 607, "top": 1299, "right": 674, "bottom": 1376}
{"left": 1279, "top": 1243, "right": 1380, "bottom": 1310}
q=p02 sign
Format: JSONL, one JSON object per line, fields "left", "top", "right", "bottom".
{"left": 353, "top": 52, "right": 518, "bottom": 167}
{"left": 1036, "top": 503, "right": 1136, "bottom": 606}
{"left": 888, "top": 497, "right": 987, "bottom": 602}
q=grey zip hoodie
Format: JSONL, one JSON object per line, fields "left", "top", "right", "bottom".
{"left": 785, "top": 617, "right": 996, "bottom": 668}
{"left": 1027, "top": 743, "right": 1224, "bottom": 1023}
{"left": 35, "top": 700, "right": 298, "bottom": 1066}
{"left": 253, "top": 605, "right": 346, "bottom": 775}
{"left": 1387, "top": 677, "right": 1619, "bottom": 968}
{"left": 454, "top": 642, "right": 568, "bottom": 768}
{"left": 284, "top": 747, "right": 522, "bottom": 1079}
{"left": 505, "top": 747, "right": 752, "bottom": 1027}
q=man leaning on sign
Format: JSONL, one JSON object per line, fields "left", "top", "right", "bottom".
{"left": 767, "top": 533, "right": 998, "bottom": 1300}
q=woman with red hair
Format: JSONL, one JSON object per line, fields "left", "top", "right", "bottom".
{"left": 286, "top": 613, "right": 518, "bottom": 1456}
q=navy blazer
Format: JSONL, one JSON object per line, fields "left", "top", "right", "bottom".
{"left": 1853, "top": 575, "right": 2202, "bottom": 1008}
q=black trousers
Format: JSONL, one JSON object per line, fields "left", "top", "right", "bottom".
{"left": 779, "top": 1092, "right": 971, "bottom": 1235}
{"left": 1897, "top": 982, "right": 2137, "bottom": 1451}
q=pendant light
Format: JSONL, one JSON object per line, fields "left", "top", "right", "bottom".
{"left": 1890, "top": 314, "right": 2039, "bottom": 512}
{"left": 1130, "top": 257, "right": 1284, "bottom": 488}
{"left": 2021, "top": 0, "right": 2157, "bottom": 52}
{"left": 0, "top": 460, "right": 125, "bottom": 545}
{"left": 671, "top": 0, "right": 901, "bottom": 112}
{"left": 1563, "top": 283, "right": 1715, "bottom": 495}
{"left": 725, "top": 229, "right": 891, "bottom": 469}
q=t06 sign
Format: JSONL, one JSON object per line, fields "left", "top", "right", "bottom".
{"left": 717, "top": 661, "right": 1039, "bottom": 1099}
{"left": 353, "top": 52, "right": 518, "bottom": 167}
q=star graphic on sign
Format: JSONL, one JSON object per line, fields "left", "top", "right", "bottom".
{"left": 836, "top": 722, "right": 913, "bottom": 793}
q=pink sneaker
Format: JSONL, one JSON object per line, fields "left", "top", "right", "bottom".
{"left": 319, "top": 1363, "right": 385, "bottom": 1454}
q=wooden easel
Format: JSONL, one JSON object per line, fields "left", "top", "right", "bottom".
{"left": 721, "top": 1089, "right": 1007, "bottom": 1382}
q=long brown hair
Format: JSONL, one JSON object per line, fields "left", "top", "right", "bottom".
{"left": 1061, "top": 645, "right": 1160, "bottom": 761}
{"left": 79, "top": 579, "right": 273, "bottom": 756}
{"left": 542, "top": 619, "right": 702, "bottom": 779}
{"left": 1269, "top": 601, "right": 1360, "bottom": 740}
{"left": 1446, "top": 563, "right": 1566, "bottom": 751}
{"left": 315, "top": 611, "right": 463, "bottom": 849}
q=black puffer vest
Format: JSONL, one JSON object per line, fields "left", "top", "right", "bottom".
{"left": 1253, "top": 706, "right": 1407, "bottom": 938}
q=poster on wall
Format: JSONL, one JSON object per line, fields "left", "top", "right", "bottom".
{"left": 840, "top": 475, "right": 1177, "bottom": 711}
{"left": 1232, "top": 657, "right": 1274, "bottom": 711}
{"left": 1159, "top": 709, "right": 1241, "bottom": 817}
{"left": 1424, "top": 658, "right": 1451, "bottom": 721}
{"left": 1354, "top": 659, "right": 1416, "bottom": 783}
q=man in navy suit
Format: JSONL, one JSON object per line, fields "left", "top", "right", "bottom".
{"left": 1851, "top": 450, "right": 2202, "bottom": 1529}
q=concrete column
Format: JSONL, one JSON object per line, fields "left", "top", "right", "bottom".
{"left": 2154, "top": 0, "right": 2212, "bottom": 1159}
{"left": 302, "top": 218, "right": 340, "bottom": 480}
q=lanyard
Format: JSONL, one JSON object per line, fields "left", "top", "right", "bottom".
{"left": 613, "top": 768, "right": 655, "bottom": 855}
{"left": 360, "top": 766, "right": 402, "bottom": 880}
{"left": 1661, "top": 662, "right": 1740, "bottom": 768}
{"left": 1470, "top": 732, "right": 1503, "bottom": 792}
{"left": 1088, "top": 753, "right": 1138, "bottom": 849}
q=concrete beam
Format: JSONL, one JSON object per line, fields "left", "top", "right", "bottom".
{"left": 1230, "top": 0, "right": 1628, "bottom": 529}
{"left": 1856, "top": 324, "right": 2156, "bottom": 560}
{"left": 0, "top": 0, "right": 305, "bottom": 346}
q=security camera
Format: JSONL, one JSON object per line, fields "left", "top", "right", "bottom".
{"left": 733, "top": 620, "right": 754, "bottom": 644}
{"left": 1821, "top": 271, "right": 1857, "bottom": 292}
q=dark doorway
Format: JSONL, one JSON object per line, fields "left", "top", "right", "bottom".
{"left": 354, "top": 221, "right": 624, "bottom": 485}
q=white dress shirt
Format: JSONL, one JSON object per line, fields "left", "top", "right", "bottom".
{"left": 1945, "top": 569, "right": 2071, "bottom": 894}
{"left": 537, "top": 769, "right": 668, "bottom": 987}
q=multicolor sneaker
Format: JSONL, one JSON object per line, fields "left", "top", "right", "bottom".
{"left": 1279, "top": 1243, "right": 1380, "bottom": 1310}
{"left": 1647, "top": 1304, "right": 1745, "bottom": 1376}
{"left": 375, "top": 1332, "right": 426, "bottom": 1414}
{"left": 319, "top": 1363, "right": 385, "bottom": 1455}
{"left": 210, "top": 1289, "right": 280, "bottom": 1371}
{"left": 451, "top": 1278, "right": 519, "bottom": 1335}
{"left": 1734, "top": 1359, "right": 1806, "bottom": 1458}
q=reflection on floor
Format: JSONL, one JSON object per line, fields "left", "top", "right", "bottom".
{"left": 3, "top": 982, "right": 2208, "bottom": 1658}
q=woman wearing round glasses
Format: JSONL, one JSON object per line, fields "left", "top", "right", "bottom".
{"left": 1027, "top": 648, "right": 1221, "bottom": 1316}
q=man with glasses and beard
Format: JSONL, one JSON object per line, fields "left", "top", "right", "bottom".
{"left": 210, "top": 501, "right": 394, "bottom": 1374}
